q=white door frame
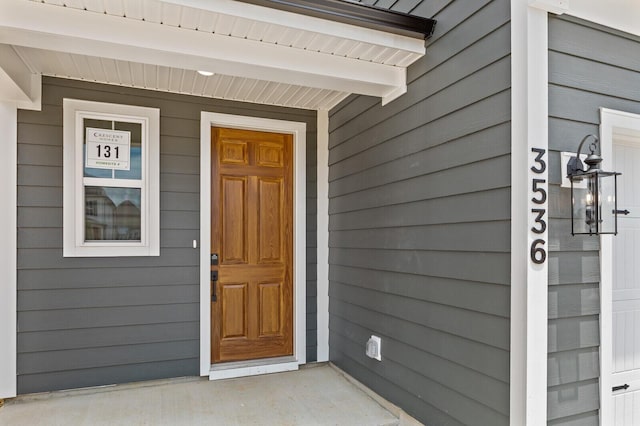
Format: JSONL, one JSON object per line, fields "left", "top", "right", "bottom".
{"left": 599, "top": 108, "right": 640, "bottom": 425}
{"left": 199, "top": 112, "right": 307, "bottom": 378}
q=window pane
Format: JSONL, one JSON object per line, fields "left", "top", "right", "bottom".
{"left": 114, "top": 121, "right": 142, "bottom": 180}
{"left": 85, "top": 186, "right": 141, "bottom": 241}
{"left": 83, "top": 119, "right": 112, "bottom": 178}
{"left": 83, "top": 120, "right": 142, "bottom": 180}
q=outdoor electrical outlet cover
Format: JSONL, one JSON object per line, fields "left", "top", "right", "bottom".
{"left": 366, "top": 335, "right": 382, "bottom": 361}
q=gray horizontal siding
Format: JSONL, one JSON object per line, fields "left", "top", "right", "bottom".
{"left": 306, "top": 121, "right": 318, "bottom": 362}
{"left": 329, "top": 221, "right": 510, "bottom": 252}
{"left": 17, "top": 77, "right": 317, "bottom": 393}
{"left": 18, "top": 322, "right": 199, "bottom": 353}
{"left": 18, "top": 266, "right": 199, "bottom": 289}
{"left": 331, "top": 265, "right": 509, "bottom": 318}
{"left": 329, "top": 155, "right": 511, "bottom": 213}
{"left": 18, "top": 286, "right": 199, "bottom": 311}
{"left": 330, "top": 322, "right": 508, "bottom": 425}
{"left": 330, "top": 248, "right": 510, "bottom": 285}
{"left": 547, "top": 15, "right": 640, "bottom": 424}
{"left": 19, "top": 341, "right": 199, "bottom": 374}
{"left": 17, "top": 359, "right": 196, "bottom": 396}
{"left": 18, "top": 304, "right": 199, "bottom": 332}
{"left": 330, "top": 188, "right": 510, "bottom": 230}
{"left": 328, "top": 1, "right": 511, "bottom": 425}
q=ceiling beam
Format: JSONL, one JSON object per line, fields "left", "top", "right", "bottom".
{"left": 0, "top": 0, "right": 410, "bottom": 102}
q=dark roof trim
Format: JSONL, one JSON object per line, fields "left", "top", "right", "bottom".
{"left": 233, "top": 0, "right": 436, "bottom": 40}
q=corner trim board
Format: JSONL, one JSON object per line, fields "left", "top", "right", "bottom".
{"left": 199, "top": 112, "right": 307, "bottom": 376}
{"left": 0, "top": 102, "right": 17, "bottom": 399}
{"left": 510, "top": 2, "right": 549, "bottom": 424}
{"left": 316, "top": 109, "right": 329, "bottom": 362}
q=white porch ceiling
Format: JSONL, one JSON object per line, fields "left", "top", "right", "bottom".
{"left": 0, "top": 0, "right": 426, "bottom": 110}
{"left": 12, "top": 46, "right": 350, "bottom": 110}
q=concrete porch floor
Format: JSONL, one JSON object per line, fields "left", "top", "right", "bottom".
{"left": 0, "top": 363, "right": 417, "bottom": 425}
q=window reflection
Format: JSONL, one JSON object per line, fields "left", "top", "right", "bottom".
{"left": 85, "top": 186, "right": 141, "bottom": 241}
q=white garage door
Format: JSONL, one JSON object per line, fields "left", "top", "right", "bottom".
{"left": 613, "top": 135, "right": 640, "bottom": 425}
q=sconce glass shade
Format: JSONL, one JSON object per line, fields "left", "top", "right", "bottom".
{"left": 570, "top": 169, "right": 620, "bottom": 235}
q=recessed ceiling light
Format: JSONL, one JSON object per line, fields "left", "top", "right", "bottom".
{"left": 197, "top": 70, "right": 214, "bottom": 77}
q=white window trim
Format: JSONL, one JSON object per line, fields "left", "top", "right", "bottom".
{"left": 199, "top": 112, "right": 306, "bottom": 376}
{"left": 63, "top": 99, "right": 160, "bottom": 257}
{"left": 599, "top": 108, "right": 640, "bottom": 426}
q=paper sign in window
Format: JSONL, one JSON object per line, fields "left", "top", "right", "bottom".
{"left": 85, "top": 127, "right": 131, "bottom": 170}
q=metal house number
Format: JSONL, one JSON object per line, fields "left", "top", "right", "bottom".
{"left": 530, "top": 148, "right": 547, "bottom": 264}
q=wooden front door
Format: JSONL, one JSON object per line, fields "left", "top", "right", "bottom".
{"left": 211, "top": 127, "right": 293, "bottom": 363}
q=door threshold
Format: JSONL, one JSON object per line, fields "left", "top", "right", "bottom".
{"left": 209, "top": 356, "right": 299, "bottom": 380}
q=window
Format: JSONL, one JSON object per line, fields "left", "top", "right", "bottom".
{"left": 63, "top": 99, "right": 160, "bottom": 257}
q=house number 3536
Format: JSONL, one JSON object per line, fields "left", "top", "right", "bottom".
{"left": 530, "top": 148, "right": 547, "bottom": 264}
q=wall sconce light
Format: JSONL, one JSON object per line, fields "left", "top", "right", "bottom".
{"left": 566, "top": 134, "right": 623, "bottom": 235}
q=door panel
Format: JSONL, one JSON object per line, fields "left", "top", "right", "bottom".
{"left": 258, "top": 177, "right": 283, "bottom": 263}
{"left": 259, "top": 282, "right": 282, "bottom": 336}
{"left": 220, "top": 140, "right": 248, "bottom": 165}
{"left": 221, "top": 283, "right": 248, "bottom": 338}
{"left": 613, "top": 308, "right": 640, "bottom": 373}
{"left": 221, "top": 176, "right": 248, "bottom": 264}
{"left": 211, "top": 127, "right": 293, "bottom": 363}
{"left": 257, "top": 142, "right": 284, "bottom": 167}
